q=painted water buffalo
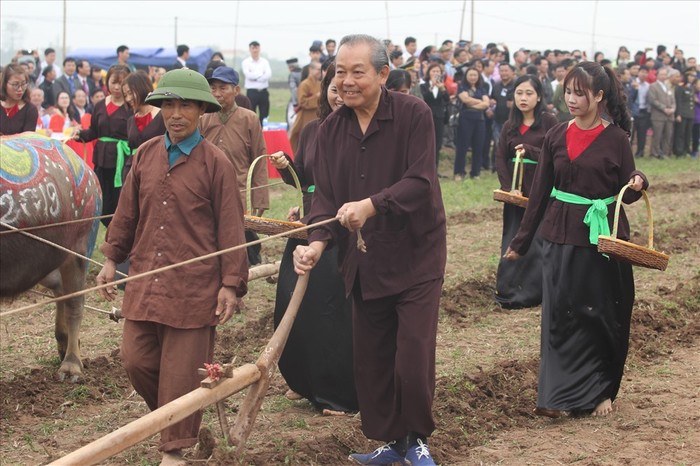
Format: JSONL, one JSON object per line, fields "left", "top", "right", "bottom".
{"left": 0, "top": 132, "right": 101, "bottom": 381}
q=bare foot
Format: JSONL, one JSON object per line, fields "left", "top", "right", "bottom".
{"left": 160, "top": 450, "right": 186, "bottom": 466}
{"left": 322, "top": 408, "right": 347, "bottom": 416}
{"left": 592, "top": 398, "right": 613, "bottom": 416}
{"left": 285, "top": 389, "right": 303, "bottom": 400}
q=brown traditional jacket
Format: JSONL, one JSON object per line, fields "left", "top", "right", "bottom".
{"left": 101, "top": 136, "right": 248, "bottom": 328}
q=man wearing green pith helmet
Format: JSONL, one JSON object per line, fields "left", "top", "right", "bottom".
{"left": 96, "top": 69, "right": 249, "bottom": 466}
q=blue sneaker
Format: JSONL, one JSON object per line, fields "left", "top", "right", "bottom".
{"left": 349, "top": 441, "right": 407, "bottom": 465}
{"left": 404, "top": 439, "right": 436, "bottom": 466}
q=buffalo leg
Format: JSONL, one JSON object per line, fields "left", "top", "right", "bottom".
{"left": 40, "top": 269, "right": 70, "bottom": 360}
{"left": 56, "top": 256, "right": 87, "bottom": 382}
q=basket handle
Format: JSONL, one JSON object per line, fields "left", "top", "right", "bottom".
{"left": 610, "top": 184, "right": 654, "bottom": 249}
{"left": 511, "top": 148, "right": 525, "bottom": 192}
{"left": 246, "top": 153, "right": 304, "bottom": 217}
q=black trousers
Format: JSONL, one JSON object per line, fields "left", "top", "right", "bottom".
{"left": 244, "top": 230, "right": 262, "bottom": 266}
{"left": 93, "top": 166, "right": 119, "bottom": 227}
{"left": 482, "top": 117, "right": 493, "bottom": 170}
{"left": 633, "top": 110, "right": 650, "bottom": 156}
{"left": 246, "top": 88, "right": 270, "bottom": 125}
{"left": 432, "top": 116, "right": 445, "bottom": 167}
{"left": 674, "top": 116, "right": 694, "bottom": 156}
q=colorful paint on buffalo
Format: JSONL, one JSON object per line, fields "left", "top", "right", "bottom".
{"left": 1, "top": 132, "right": 102, "bottom": 256}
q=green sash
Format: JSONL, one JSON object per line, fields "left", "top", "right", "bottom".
{"left": 511, "top": 157, "right": 538, "bottom": 164}
{"left": 550, "top": 187, "right": 615, "bottom": 245}
{"left": 98, "top": 137, "right": 132, "bottom": 188}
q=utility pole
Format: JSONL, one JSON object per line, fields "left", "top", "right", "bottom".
{"left": 174, "top": 17, "right": 178, "bottom": 47}
{"left": 385, "top": 1, "right": 391, "bottom": 39}
{"left": 62, "top": 0, "right": 67, "bottom": 58}
{"left": 233, "top": 1, "right": 240, "bottom": 68}
{"left": 459, "top": 0, "right": 466, "bottom": 40}
{"left": 591, "top": 0, "right": 599, "bottom": 59}
{"left": 470, "top": 0, "right": 474, "bottom": 43}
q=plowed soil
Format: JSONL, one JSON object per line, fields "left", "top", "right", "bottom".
{"left": 1, "top": 173, "right": 698, "bottom": 465}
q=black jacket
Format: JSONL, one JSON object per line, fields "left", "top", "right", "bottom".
{"left": 419, "top": 82, "right": 449, "bottom": 122}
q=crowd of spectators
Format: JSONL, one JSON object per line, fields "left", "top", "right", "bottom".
{"left": 2, "top": 39, "right": 699, "bottom": 161}
{"left": 376, "top": 39, "right": 699, "bottom": 174}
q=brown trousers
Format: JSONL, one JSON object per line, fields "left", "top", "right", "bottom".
{"left": 352, "top": 277, "right": 442, "bottom": 441}
{"left": 121, "top": 319, "right": 215, "bottom": 452}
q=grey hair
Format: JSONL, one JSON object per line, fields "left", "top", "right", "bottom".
{"left": 338, "top": 34, "right": 389, "bottom": 73}
{"left": 667, "top": 68, "right": 680, "bottom": 78}
{"left": 469, "top": 43, "right": 483, "bottom": 54}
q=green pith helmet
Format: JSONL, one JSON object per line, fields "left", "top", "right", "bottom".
{"left": 145, "top": 69, "right": 221, "bottom": 113}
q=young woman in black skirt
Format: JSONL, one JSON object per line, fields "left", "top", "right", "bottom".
{"left": 494, "top": 75, "right": 557, "bottom": 308}
{"left": 505, "top": 61, "right": 648, "bottom": 417}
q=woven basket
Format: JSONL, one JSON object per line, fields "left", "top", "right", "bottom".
{"left": 245, "top": 154, "right": 307, "bottom": 240}
{"left": 493, "top": 148, "right": 529, "bottom": 208}
{"left": 597, "top": 184, "right": 669, "bottom": 271}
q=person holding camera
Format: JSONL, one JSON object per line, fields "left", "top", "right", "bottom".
{"left": 420, "top": 63, "right": 450, "bottom": 170}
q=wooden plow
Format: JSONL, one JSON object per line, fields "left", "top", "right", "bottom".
{"left": 49, "top": 273, "right": 309, "bottom": 465}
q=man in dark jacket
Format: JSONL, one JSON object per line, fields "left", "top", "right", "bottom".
{"left": 52, "top": 57, "right": 78, "bottom": 98}
{"left": 39, "top": 66, "right": 56, "bottom": 109}
{"left": 173, "top": 44, "right": 189, "bottom": 69}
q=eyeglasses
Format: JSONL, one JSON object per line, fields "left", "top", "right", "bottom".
{"left": 8, "top": 81, "right": 28, "bottom": 90}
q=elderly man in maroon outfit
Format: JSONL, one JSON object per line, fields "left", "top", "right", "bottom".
{"left": 293, "top": 34, "right": 446, "bottom": 466}
{"left": 97, "top": 69, "right": 248, "bottom": 466}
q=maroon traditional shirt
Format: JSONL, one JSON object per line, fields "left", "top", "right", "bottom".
{"left": 510, "top": 122, "right": 648, "bottom": 254}
{"left": 122, "top": 111, "right": 166, "bottom": 183}
{"left": 77, "top": 99, "right": 130, "bottom": 169}
{"left": 0, "top": 103, "right": 38, "bottom": 135}
{"left": 307, "top": 89, "right": 447, "bottom": 300}
{"left": 101, "top": 136, "right": 248, "bottom": 329}
{"left": 278, "top": 119, "right": 319, "bottom": 218}
{"left": 496, "top": 112, "right": 558, "bottom": 196}
{"left": 127, "top": 111, "right": 165, "bottom": 151}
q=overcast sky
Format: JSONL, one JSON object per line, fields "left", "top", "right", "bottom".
{"left": 2, "top": 0, "right": 699, "bottom": 65}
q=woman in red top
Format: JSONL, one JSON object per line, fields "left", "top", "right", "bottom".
{"left": 73, "top": 65, "right": 131, "bottom": 227}
{"left": 494, "top": 75, "right": 557, "bottom": 309}
{"left": 0, "top": 64, "right": 38, "bottom": 135}
{"left": 52, "top": 91, "right": 79, "bottom": 129}
{"left": 122, "top": 70, "right": 165, "bottom": 183}
{"left": 505, "top": 61, "right": 648, "bottom": 418}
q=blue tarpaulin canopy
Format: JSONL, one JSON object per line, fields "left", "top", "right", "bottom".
{"left": 69, "top": 47, "right": 213, "bottom": 73}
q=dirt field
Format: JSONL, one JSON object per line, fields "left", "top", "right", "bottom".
{"left": 1, "top": 169, "right": 698, "bottom": 466}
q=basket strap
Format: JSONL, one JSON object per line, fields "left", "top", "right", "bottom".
{"left": 611, "top": 184, "right": 654, "bottom": 249}
{"left": 550, "top": 188, "right": 615, "bottom": 245}
{"left": 246, "top": 153, "right": 304, "bottom": 217}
